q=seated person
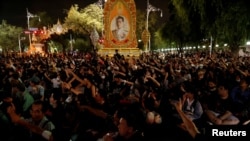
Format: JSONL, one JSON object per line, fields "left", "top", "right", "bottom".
{"left": 7, "top": 100, "right": 55, "bottom": 141}
{"left": 230, "top": 77, "right": 250, "bottom": 120}
{"left": 102, "top": 108, "right": 145, "bottom": 141}
{"left": 204, "top": 83, "right": 240, "bottom": 125}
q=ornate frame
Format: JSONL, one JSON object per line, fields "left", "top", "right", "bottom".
{"left": 103, "top": 0, "right": 137, "bottom": 48}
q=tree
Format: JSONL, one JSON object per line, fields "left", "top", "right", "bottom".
{"left": 136, "top": 9, "right": 165, "bottom": 50}
{"left": 0, "top": 20, "right": 23, "bottom": 53}
{"left": 161, "top": 4, "right": 192, "bottom": 53}
{"left": 63, "top": 4, "right": 103, "bottom": 52}
{"left": 167, "top": 0, "right": 250, "bottom": 54}
{"left": 29, "top": 11, "right": 54, "bottom": 29}
{"left": 215, "top": 0, "right": 250, "bottom": 53}
{"left": 153, "top": 29, "right": 168, "bottom": 50}
{"left": 73, "top": 38, "right": 91, "bottom": 52}
{"left": 64, "top": 4, "right": 103, "bottom": 35}
{"left": 49, "top": 32, "right": 69, "bottom": 53}
{"left": 136, "top": 10, "right": 146, "bottom": 45}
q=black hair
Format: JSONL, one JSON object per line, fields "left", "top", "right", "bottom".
{"left": 116, "top": 16, "right": 124, "bottom": 22}
{"left": 11, "top": 80, "right": 26, "bottom": 92}
{"left": 0, "top": 90, "right": 11, "bottom": 101}
{"left": 98, "top": 89, "right": 107, "bottom": 100}
{"left": 217, "top": 81, "right": 230, "bottom": 90}
{"left": 143, "top": 97, "right": 156, "bottom": 111}
{"left": 12, "top": 72, "right": 20, "bottom": 79}
{"left": 31, "top": 100, "right": 46, "bottom": 113}
{"left": 183, "top": 82, "right": 196, "bottom": 95}
{"left": 0, "top": 90, "right": 12, "bottom": 114}
{"left": 241, "top": 76, "right": 250, "bottom": 85}
{"left": 59, "top": 70, "right": 68, "bottom": 81}
{"left": 119, "top": 105, "right": 145, "bottom": 131}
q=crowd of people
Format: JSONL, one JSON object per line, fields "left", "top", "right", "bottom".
{"left": 0, "top": 50, "right": 250, "bottom": 141}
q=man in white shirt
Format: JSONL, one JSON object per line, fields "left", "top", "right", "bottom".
{"left": 112, "top": 16, "right": 128, "bottom": 41}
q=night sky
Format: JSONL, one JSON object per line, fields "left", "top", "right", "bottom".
{"left": 0, "top": 0, "right": 169, "bottom": 28}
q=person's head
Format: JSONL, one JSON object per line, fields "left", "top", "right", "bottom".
{"left": 182, "top": 82, "right": 197, "bottom": 100}
{"left": 116, "top": 16, "right": 124, "bottom": 29}
{"left": 118, "top": 112, "right": 141, "bottom": 138}
{"left": 118, "top": 117, "right": 134, "bottom": 138}
{"left": 113, "top": 107, "right": 126, "bottom": 126}
{"left": 207, "top": 79, "right": 217, "bottom": 91}
{"left": 0, "top": 90, "right": 12, "bottom": 114}
{"left": 217, "top": 83, "right": 229, "bottom": 99}
{"left": 184, "top": 88, "right": 196, "bottom": 100}
{"left": 94, "top": 88, "right": 107, "bottom": 104}
{"left": 117, "top": 105, "right": 144, "bottom": 138}
{"left": 49, "top": 93, "right": 61, "bottom": 108}
{"left": 113, "top": 74, "right": 123, "bottom": 83}
{"left": 228, "top": 66, "right": 235, "bottom": 73}
{"left": 30, "top": 100, "right": 45, "bottom": 123}
{"left": 29, "top": 76, "right": 40, "bottom": 86}
{"left": 240, "top": 77, "right": 250, "bottom": 90}
{"left": 11, "top": 79, "right": 26, "bottom": 95}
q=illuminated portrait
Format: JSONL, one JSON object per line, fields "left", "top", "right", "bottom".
{"left": 103, "top": 0, "right": 138, "bottom": 48}
{"left": 111, "top": 15, "right": 129, "bottom": 41}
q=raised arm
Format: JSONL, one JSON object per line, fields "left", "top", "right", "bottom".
{"left": 171, "top": 98, "right": 200, "bottom": 139}
{"left": 145, "top": 75, "right": 160, "bottom": 87}
{"left": 7, "top": 103, "right": 53, "bottom": 140}
{"left": 78, "top": 105, "right": 108, "bottom": 119}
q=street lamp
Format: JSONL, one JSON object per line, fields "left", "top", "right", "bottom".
{"left": 145, "top": 0, "right": 162, "bottom": 52}
{"left": 26, "top": 8, "right": 40, "bottom": 47}
{"left": 247, "top": 41, "right": 250, "bottom": 45}
{"left": 90, "top": 27, "right": 100, "bottom": 54}
{"left": 18, "top": 33, "right": 26, "bottom": 54}
{"left": 69, "top": 34, "right": 74, "bottom": 52}
{"left": 95, "top": 0, "right": 107, "bottom": 8}
{"left": 95, "top": 0, "right": 107, "bottom": 37}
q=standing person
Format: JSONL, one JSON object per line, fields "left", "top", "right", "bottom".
{"left": 10, "top": 79, "right": 34, "bottom": 118}
{"left": 7, "top": 100, "right": 55, "bottom": 141}
{"left": 112, "top": 16, "right": 128, "bottom": 41}
{"left": 204, "top": 83, "right": 240, "bottom": 125}
{"left": 27, "top": 76, "right": 45, "bottom": 101}
{"left": 114, "top": 49, "right": 122, "bottom": 60}
{"left": 230, "top": 77, "right": 250, "bottom": 121}
{"left": 171, "top": 98, "right": 205, "bottom": 140}
{"left": 181, "top": 86, "right": 203, "bottom": 122}
{"left": 102, "top": 107, "right": 145, "bottom": 141}
{"left": 44, "top": 72, "right": 62, "bottom": 99}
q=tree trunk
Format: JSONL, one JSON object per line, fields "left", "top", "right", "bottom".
{"left": 230, "top": 45, "right": 240, "bottom": 57}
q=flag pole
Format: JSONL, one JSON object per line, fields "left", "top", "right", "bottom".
{"left": 26, "top": 8, "right": 32, "bottom": 49}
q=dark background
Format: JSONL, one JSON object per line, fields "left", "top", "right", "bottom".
{"left": 0, "top": 0, "right": 169, "bottom": 27}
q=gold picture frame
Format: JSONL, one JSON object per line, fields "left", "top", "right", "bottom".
{"left": 103, "top": 0, "right": 138, "bottom": 48}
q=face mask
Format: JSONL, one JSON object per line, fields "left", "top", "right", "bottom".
{"left": 146, "top": 112, "right": 155, "bottom": 124}
{"left": 133, "top": 65, "right": 138, "bottom": 70}
{"left": 209, "top": 87, "right": 216, "bottom": 91}
{"left": 146, "top": 112, "right": 162, "bottom": 124}
{"left": 199, "top": 64, "right": 203, "bottom": 69}
{"left": 49, "top": 99, "right": 57, "bottom": 108}
{"left": 130, "top": 85, "right": 134, "bottom": 90}
{"left": 135, "top": 80, "right": 139, "bottom": 85}
{"left": 154, "top": 114, "right": 162, "bottom": 124}
{"left": 101, "top": 75, "right": 105, "bottom": 79}
{"left": 236, "top": 79, "right": 240, "bottom": 82}
{"left": 107, "top": 66, "right": 111, "bottom": 70}
{"left": 16, "top": 91, "right": 23, "bottom": 98}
